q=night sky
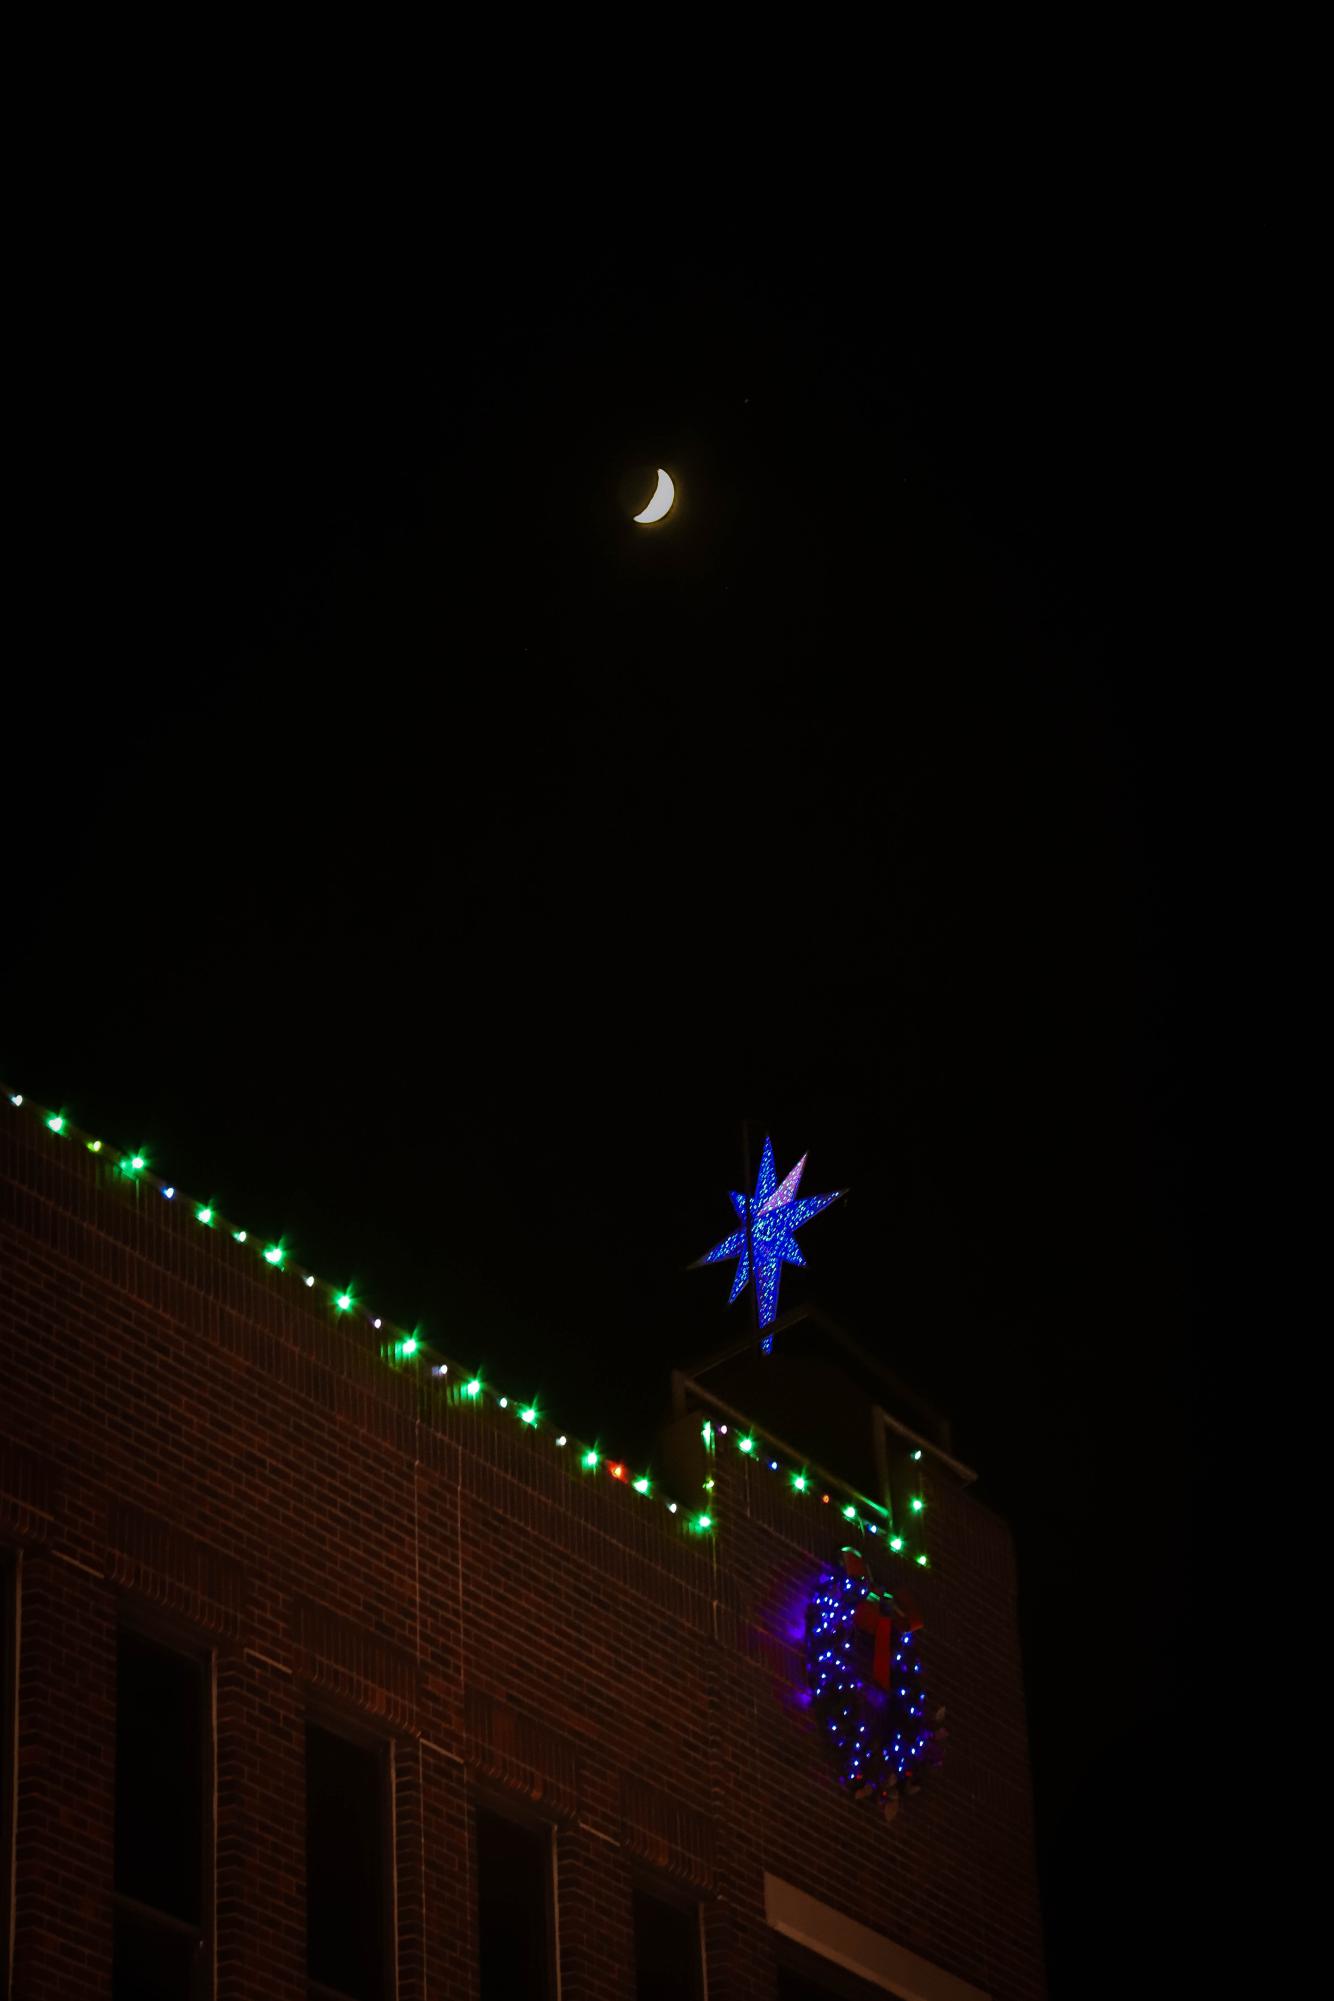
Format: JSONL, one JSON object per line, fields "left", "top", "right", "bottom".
{"left": 7, "top": 226, "right": 1197, "bottom": 1993}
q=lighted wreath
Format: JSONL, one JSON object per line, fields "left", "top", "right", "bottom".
{"left": 807, "top": 1548, "right": 947, "bottom": 1822}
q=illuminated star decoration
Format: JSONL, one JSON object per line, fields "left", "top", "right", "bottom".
{"left": 694, "top": 1138, "right": 845, "bottom": 1349}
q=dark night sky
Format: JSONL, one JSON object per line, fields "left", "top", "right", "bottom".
{"left": 6, "top": 215, "right": 1200, "bottom": 1992}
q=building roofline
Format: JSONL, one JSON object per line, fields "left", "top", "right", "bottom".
{"left": 675, "top": 1302, "right": 960, "bottom": 1459}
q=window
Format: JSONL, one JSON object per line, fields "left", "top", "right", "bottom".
{"left": 633, "top": 1884, "right": 703, "bottom": 2001}
{"left": 2, "top": 1555, "right": 15, "bottom": 2000}
{"left": 475, "top": 1805, "right": 555, "bottom": 2000}
{"left": 306, "top": 1721, "right": 389, "bottom": 2001}
{"left": 778, "top": 1957, "right": 901, "bottom": 2001}
{"left": 113, "top": 1625, "right": 208, "bottom": 2001}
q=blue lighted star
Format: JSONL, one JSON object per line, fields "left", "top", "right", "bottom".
{"left": 694, "top": 1138, "right": 845, "bottom": 1336}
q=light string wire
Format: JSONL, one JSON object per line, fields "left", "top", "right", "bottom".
{"left": 1, "top": 1082, "right": 711, "bottom": 1530}
{"left": 697, "top": 1408, "right": 930, "bottom": 1567}
{"left": 2, "top": 1084, "right": 930, "bottom": 1560}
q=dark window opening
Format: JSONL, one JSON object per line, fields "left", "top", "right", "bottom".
{"left": 113, "top": 1625, "right": 207, "bottom": 2001}
{"left": 633, "top": 1885, "right": 703, "bottom": 2001}
{"left": 113, "top": 1903, "right": 201, "bottom": 2001}
{"left": 777, "top": 1942, "right": 904, "bottom": 2001}
{"left": 306, "top": 1721, "right": 387, "bottom": 2001}
{"left": 475, "top": 1805, "right": 554, "bottom": 2000}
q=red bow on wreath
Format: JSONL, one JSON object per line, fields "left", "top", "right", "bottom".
{"left": 842, "top": 1547, "right": 924, "bottom": 1691}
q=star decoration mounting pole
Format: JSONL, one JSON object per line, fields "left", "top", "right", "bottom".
{"left": 742, "top": 1119, "right": 761, "bottom": 1352}
{"left": 692, "top": 1135, "right": 846, "bottom": 1355}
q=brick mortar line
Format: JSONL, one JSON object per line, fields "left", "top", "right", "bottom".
{"left": 50, "top": 1547, "right": 105, "bottom": 1579}
{"left": 2, "top": 1187, "right": 712, "bottom": 1563}
{"left": 0, "top": 1187, "right": 399, "bottom": 1379}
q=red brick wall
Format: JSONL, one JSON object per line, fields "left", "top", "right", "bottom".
{"left": 0, "top": 1110, "right": 1044, "bottom": 2000}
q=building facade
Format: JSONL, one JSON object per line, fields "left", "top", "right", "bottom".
{"left": 0, "top": 1095, "right": 1045, "bottom": 2000}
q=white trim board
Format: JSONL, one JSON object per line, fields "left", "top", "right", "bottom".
{"left": 763, "top": 1874, "right": 990, "bottom": 2001}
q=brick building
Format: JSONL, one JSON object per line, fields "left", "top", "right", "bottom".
{"left": 0, "top": 1092, "right": 1045, "bottom": 2000}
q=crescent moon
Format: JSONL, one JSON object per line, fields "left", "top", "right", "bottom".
{"left": 633, "top": 467, "right": 675, "bottom": 524}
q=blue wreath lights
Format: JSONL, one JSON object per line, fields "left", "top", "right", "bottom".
{"left": 807, "top": 1551, "right": 947, "bottom": 1821}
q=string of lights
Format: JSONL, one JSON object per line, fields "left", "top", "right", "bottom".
{"left": 697, "top": 1415, "right": 930, "bottom": 1567}
{"left": 3, "top": 1084, "right": 928, "bottom": 1562}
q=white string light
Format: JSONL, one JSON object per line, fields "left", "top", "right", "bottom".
{"left": 3, "top": 1081, "right": 934, "bottom": 1561}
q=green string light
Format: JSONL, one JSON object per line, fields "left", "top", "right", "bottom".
{"left": 7, "top": 1096, "right": 920, "bottom": 1544}
{"left": 916, "top": 1552, "right": 930, "bottom": 1568}
{"left": 26, "top": 1090, "right": 714, "bottom": 1541}
{"left": 24, "top": 1087, "right": 920, "bottom": 1549}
